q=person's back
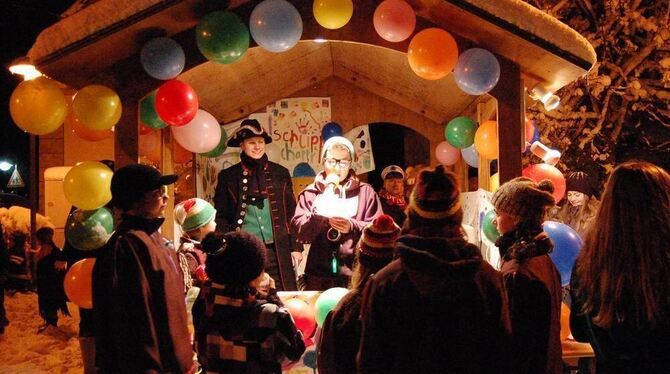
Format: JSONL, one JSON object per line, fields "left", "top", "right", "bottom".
{"left": 195, "top": 231, "right": 305, "bottom": 374}
{"left": 358, "top": 166, "right": 512, "bottom": 374}
{"left": 359, "top": 235, "right": 511, "bottom": 373}
{"left": 570, "top": 161, "right": 670, "bottom": 373}
{"left": 201, "top": 283, "right": 305, "bottom": 373}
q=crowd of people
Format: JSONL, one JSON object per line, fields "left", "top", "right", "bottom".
{"left": 0, "top": 118, "right": 668, "bottom": 374}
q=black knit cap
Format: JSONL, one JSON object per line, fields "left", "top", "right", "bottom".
{"left": 408, "top": 165, "right": 462, "bottom": 223}
{"left": 491, "top": 177, "right": 555, "bottom": 225}
{"left": 201, "top": 231, "right": 266, "bottom": 286}
{"left": 226, "top": 119, "right": 273, "bottom": 147}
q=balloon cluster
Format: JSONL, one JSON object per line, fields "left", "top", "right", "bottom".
{"left": 9, "top": 77, "right": 122, "bottom": 138}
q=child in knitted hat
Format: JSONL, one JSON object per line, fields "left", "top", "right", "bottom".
{"left": 318, "top": 214, "right": 400, "bottom": 374}
{"left": 358, "top": 166, "right": 513, "bottom": 373}
{"left": 193, "top": 231, "right": 305, "bottom": 373}
{"left": 174, "top": 198, "right": 217, "bottom": 293}
{"left": 553, "top": 171, "right": 599, "bottom": 237}
{"left": 491, "top": 176, "right": 562, "bottom": 373}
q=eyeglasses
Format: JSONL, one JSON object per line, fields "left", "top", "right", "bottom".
{"left": 324, "top": 158, "right": 351, "bottom": 169}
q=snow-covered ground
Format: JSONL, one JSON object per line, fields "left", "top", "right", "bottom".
{"left": 0, "top": 292, "right": 83, "bottom": 373}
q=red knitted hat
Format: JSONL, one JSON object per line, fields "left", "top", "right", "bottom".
{"left": 358, "top": 214, "right": 401, "bottom": 262}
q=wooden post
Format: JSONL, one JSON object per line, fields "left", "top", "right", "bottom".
{"left": 491, "top": 56, "right": 524, "bottom": 184}
{"left": 29, "top": 135, "right": 38, "bottom": 247}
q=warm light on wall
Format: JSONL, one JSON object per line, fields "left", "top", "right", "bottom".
{"left": 8, "top": 57, "right": 42, "bottom": 80}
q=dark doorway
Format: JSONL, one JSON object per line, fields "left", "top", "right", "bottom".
{"left": 368, "top": 122, "right": 430, "bottom": 190}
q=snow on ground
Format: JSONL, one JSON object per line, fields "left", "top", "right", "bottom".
{"left": 0, "top": 292, "right": 83, "bottom": 373}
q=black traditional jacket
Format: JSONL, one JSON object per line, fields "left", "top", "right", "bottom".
{"left": 214, "top": 161, "right": 299, "bottom": 290}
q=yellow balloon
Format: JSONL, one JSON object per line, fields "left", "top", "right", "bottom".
{"left": 313, "top": 0, "right": 353, "bottom": 29}
{"left": 474, "top": 120, "right": 498, "bottom": 159}
{"left": 490, "top": 172, "right": 500, "bottom": 192}
{"left": 9, "top": 77, "right": 67, "bottom": 135}
{"left": 73, "top": 85, "right": 122, "bottom": 131}
{"left": 63, "top": 161, "right": 113, "bottom": 210}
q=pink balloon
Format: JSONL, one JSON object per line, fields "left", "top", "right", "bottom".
{"left": 522, "top": 163, "right": 566, "bottom": 203}
{"left": 435, "top": 141, "right": 461, "bottom": 166}
{"left": 373, "top": 0, "right": 416, "bottom": 42}
{"left": 171, "top": 109, "right": 221, "bottom": 153}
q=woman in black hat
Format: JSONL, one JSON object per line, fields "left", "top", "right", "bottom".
{"left": 213, "top": 119, "right": 301, "bottom": 291}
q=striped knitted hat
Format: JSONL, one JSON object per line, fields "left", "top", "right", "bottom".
{"left": 408, "top": 165, "right": 462, "bottom": 222}
{"left": 174, "top": 198, "right": 217, "bottom": 232}
{"left": 358, "top": 214, "right": 401, "bottom": 265}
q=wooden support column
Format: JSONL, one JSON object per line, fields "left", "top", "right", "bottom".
{"left": 491, "top": 55, "right": 524, "bottom": 184}
{"left": 114, "top": 94, "right": 141, "bottom": 168}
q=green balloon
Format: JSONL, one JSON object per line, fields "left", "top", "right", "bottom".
{"left": 140, "top": 91, "right": 168, "bottom": 129}
{"left": 200, "top": 126, "right": 228, "bottom": 158}
{"left": 482, "top": 209, "right": 501, "bottom": 242}
{"left": 445, "top": 116, "right": 477, "bottom": 148}
{"left": 315, "top": 287, "right": 349, "bottom": 326}
{"left": 196, "top": 11, "right": 250, "bottom": 64}
{"left": 65, "top": 207, "right": 115, "bottom": 251}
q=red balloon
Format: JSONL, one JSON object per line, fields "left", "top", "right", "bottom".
{"left": 139, "top": 123, "right": 153, "bottom": 135}
{"left": 522, "top": 163, "right": 566, "bottom": 203}
{"left": 285, "top": 297, "right": 317, "bottom": 338}
{"left": 155, "top": 79, "right": 199, "bottom": 127}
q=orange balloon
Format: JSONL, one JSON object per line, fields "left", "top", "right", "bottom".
{"left": 173, "top": 141, "right": 193, "bottom": 164}
{"left": 474, "top": 120, "right": 498, "bottom": 159}
{"left": 407, "top": 28, "right": 459, "bottom": 80}
{"left": 68, "top": 110, "right": 114, "bottom": 141}
{"left": 140, "top": 129, "right": 162, "bottom": 164}
{"left": 64, "top": 258, "right": 96, "bottom": 309}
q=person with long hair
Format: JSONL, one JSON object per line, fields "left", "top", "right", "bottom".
{"left": 358, "top": 166, "right": 512, "bottom": 373}
{"left": 317, "top": 214, "right": 400, "bottom": 374}
{"left": 570, "top": 161, "right": 670, "bottom": 373}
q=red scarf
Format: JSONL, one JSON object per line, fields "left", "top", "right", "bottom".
{"left": 379, "top": 188, "right": 407, "bottom": 210}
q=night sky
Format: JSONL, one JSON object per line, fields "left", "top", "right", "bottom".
{"left": 0, "top": 1, "right": 76, "bottom": 197}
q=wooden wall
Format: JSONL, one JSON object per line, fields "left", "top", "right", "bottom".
{"left": 290, "top": 76, "right": 442, "bottom": 166}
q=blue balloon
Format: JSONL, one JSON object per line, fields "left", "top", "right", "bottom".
{"left": 321, "top": 122, "right": 343, "bottom": 140}
{"left": 532, "top": 126, "right": 541, "bottom": 143}
{"left": 249, "top": 0, "right": 303, "bottom": 53}
{"left": 543, "top": 221, "right": 583, "bottom": 286}
{"left": 461, "top": 144, "right": 479, "bottom": 168}
{"left": 140, "top": 37, "right": 185, "bottom": 80}
{"left": 293, "top": 162, "right": 316, "bottom": 177}
{"left": 454, "top": 48, "right": 501, "bottom": 95}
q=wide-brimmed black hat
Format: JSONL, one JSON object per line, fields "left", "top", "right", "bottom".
{"left": 226, "top": 119, "right": 273, "bottom": 147}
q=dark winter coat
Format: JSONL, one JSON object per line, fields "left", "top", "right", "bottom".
{"left": 92, "top": 214, "right": 193, "bottom": 374}
{"left": 193, "top": 283, "right": 305, "bottom": 373}
{"left": 215, "top": 161, "right": 299, "bottom": 290}
{"left": 317, "top": 289, "right": 363, "bottom": 374}
{"left": 570, "top": 268, "right": 670, "bottom": 373}
{"left": 358, "top": 235, "right": 513, "bottom": 374}
{"left": 497, "top": 229, "right": 563, "bottom": 374}
{"left": 379, "top": 198, "right": 406, "bottom": 227}
{"left": 36, "top": 244, "right": 68, "bottom": 321}
{"left": 291, "top": 171, "right": 382, "bottom": 279}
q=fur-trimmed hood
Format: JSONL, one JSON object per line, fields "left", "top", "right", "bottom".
{"left": 396, "top": 235, "right": 484, "bottom": 296}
